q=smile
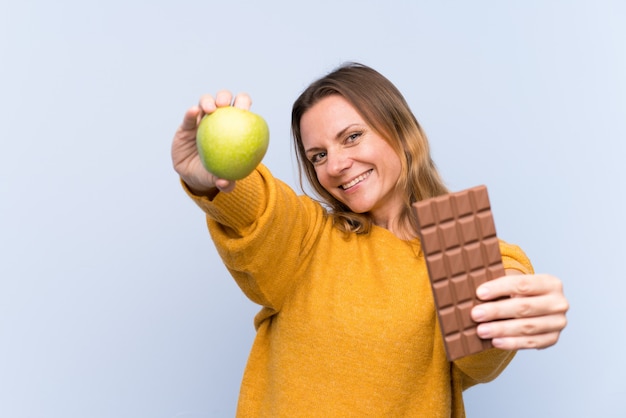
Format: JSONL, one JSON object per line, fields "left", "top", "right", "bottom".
{"left": 340, "top": 169, "right": 373, "bottom": 190}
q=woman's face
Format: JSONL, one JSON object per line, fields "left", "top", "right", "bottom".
{"left": 300, "top": 95, "right": 404, "bottom": 228}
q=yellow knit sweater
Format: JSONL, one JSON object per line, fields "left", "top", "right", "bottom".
{"left": 186, "top": 164, "right": 533, "bottom": 418}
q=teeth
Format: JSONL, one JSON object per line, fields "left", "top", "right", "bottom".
{"left": 341, "top": 170, "right": 371, "bottom": 189}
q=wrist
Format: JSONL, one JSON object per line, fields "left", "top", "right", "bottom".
{"left": 181, "top": 179, "right": 219, "bottom": 199}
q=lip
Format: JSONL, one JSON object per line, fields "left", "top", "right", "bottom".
{"left": 339, "top": 169, "right": 373, "bottom": 191}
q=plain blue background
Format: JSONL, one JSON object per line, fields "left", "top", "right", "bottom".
{"left": 1, "top": 1, "right": 624, "bottom": 417}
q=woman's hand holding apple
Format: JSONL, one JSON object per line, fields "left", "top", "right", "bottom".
{"left": 171, "top": 91, "right": 253, "bottom": 196}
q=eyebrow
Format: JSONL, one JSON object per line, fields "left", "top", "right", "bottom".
{"left": 304, "top": 123, "right": 362, "bottom": 155}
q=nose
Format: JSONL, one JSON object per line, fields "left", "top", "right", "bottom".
{"left": 326, "top": 148, "right": 352, "bottom": 177}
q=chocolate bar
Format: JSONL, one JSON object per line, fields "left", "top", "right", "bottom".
{"left": 413, "top": 185, "right": 504, "bottom": 361}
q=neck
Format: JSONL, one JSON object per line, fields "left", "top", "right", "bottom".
{"left": 372, "top": 216, "right": 417, "bottom": 241}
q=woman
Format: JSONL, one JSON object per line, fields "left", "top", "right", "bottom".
{"left": 171, "top": 63, "right": 568, "bottom": 417}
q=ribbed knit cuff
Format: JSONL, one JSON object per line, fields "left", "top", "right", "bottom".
{"left": 181, "top": 167, "right": 268, "bottom": 232}
{"left": 500, "top": 242, "right": 534, "bottom": 275}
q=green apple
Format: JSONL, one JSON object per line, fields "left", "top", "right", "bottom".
{"left": 196, "top": 107, "right": 270, "bottom": 180}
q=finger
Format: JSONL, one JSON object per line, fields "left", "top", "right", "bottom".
{"left": 472, "top": 291, "right": 566, "bottom": 322}
{"left": 476, "top": 273, "right": 562, "bottom": 301}
{"left": 215, "top": 178, "right": 236, "bottom": 193}
{"left": 490, "top": 331, "right": 563, "bottom": 350}
{"left": 233, "top": 92, "right": 252, "bottom": 110}
{"left": 198, "top": 94, "right": 217, "bottom": 115}
{"left": 476, "top": 314, "right": 568, "bottom": 340}
{"left": 215, "top": 90, "right": 234, "bottom": 107}
{"left": 179, "top": 105, "right": 202, "bottom": 131}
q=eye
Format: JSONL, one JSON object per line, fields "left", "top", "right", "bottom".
{"left": 310, "top": 151, "right": 327, "bottom": 164}
{"left": 346, "top": 132, "right": 362, "bottom": 144}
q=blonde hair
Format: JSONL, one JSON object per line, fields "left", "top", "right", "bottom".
{"left": 291, "top": 63, "right": 448, "bottom": 235}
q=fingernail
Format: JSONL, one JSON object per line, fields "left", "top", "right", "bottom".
{"left": 477, "top": 324, "right": 491, "bottom": 338}
{"left": 491, "top": 338, "right": 505, "bottom": 348}
{"left": 476, "top": 286, "right": 490, "bottom": 299}
{"left": 472, "top": 307, "right": 486, "bottom": 321}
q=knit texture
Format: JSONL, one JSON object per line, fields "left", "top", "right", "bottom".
{"left": 185, "top": 164, "right": 534, "bottom": 417}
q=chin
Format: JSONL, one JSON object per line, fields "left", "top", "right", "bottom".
{"left": 342, "top": 202, "right": 372, "bottom": 214}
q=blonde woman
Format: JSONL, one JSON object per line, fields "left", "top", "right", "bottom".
{"left": 171, "top": 63, "right": 568, "bottom": 417}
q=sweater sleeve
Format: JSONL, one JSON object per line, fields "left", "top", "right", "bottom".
{"left": 183, "top": 164, "right": 325, "bottom": 312}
